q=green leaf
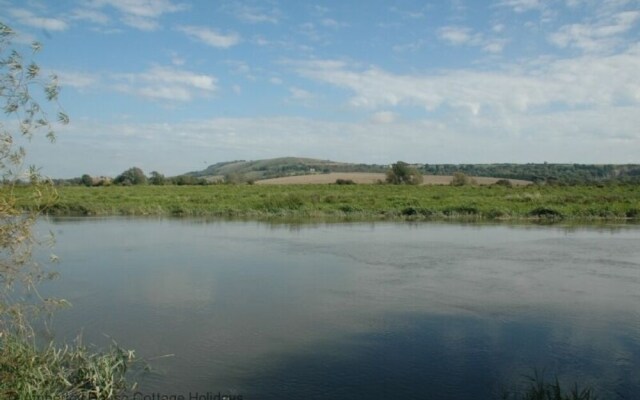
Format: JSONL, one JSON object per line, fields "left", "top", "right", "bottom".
{"left": 27, "top": 63, "right": 39, "bottom": 79}
{"left": 31, "top": 41, "right": 42, "bottom": 53}
{"left": 57, "top": 112, "right": 69, "bottom": 125}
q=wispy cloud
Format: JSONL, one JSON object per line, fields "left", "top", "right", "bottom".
{"left": 91, "top": 0, "right": 187, "bottom": 30}
{"left": 389, "top": 6, "right": 428, "bottom": 19}
{"left": 70, "top": 8, "right": 110, "bottom": 25}
{"left": 320, "top": 18, "right": 348, "bottom": 29}
{"left": 8, "top": 8, "right": 68, "bottom": 31}
{"left": 497, "top": 0, "right": 545, "bottom": 13}
{"left": 177, "top": 25, "right": 241, "bottom": 48}
{"left": 438, "top": 25, "right": 508, "bottom": 53}
{"left": 116, "top": 66, "right": 217, "bottom": 102}
{"left": 227, "top": 4, "right": 281, "bottom": 24}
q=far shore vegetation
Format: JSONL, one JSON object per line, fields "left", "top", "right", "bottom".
{"left": 13, "top": 181, "right": 639, "bottom": 222}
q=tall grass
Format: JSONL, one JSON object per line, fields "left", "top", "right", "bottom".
{"left": 503, "top": 371, "right": 598, "bottom": 400}
{"left": 0, "top": 333, "right": 136, "bottom": 399}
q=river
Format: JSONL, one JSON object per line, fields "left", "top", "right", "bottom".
{"left": 36, "top": 218, "right": 640, "bottom": 399}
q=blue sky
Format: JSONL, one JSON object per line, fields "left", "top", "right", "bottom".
{"left": 1, "top": 0, "right": 639, "bottom": 177}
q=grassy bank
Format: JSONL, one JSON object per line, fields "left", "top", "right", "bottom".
{"left": 14, "top": 184, "right": 640, "bottom": 221}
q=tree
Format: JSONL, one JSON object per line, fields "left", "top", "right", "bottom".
{"left": 386, "top": 161, "right": 423, "bottom": 185}
{"left": 224, "top": 171, "right": 246, "bottom": 184}
{"left": 80, "top": 174, "right": 93, "bottom": 186}
{"left": 1, "top": 21, "right": 65, "bottom": 334}
{"left": 1, "top": 21, "right": 134, "bottom": 397}
{"left": 149, "top": 170, "right": 165, "bottom": 185}
{"left": 114, "top": 166, "right": 147, "bottom": 185}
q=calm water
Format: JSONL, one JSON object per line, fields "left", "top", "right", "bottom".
{"left": 35, "top": 218, "right": 640, "bottom": 399}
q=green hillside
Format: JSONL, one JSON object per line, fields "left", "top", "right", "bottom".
{"left": 186, "top": 157, "right": 384, "bottom": 181}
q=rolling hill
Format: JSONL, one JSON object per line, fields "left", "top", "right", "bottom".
{"left": 184, "top": 157, "right": 640, "bottom": 184}
{"left": 185, "top": 157, "right": 384, "bottom": 182}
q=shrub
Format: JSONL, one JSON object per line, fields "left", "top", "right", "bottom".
{"left": 335, "top": 179, "right": 356, "bottom": 185}
{"left": 443, "top": 205, "right": 479, "bottom": 215}
{"left": 625, "top": 208, "right": 639, "bottom": 219}
{"left": 386, "top": 162, "right": 422, "bottom": 185}
{"left": 528, "top": 207, "right": 563, "bottom": 219}
{"left": 261, "top": 194, "right": 305, "bottom": 211}
{"left": 451, "top": 172, "right": 472, "bottom": 186}
{"left": 494, "top": 179, "right": 513, "bottom": 187}
{"left": 401, "top": 206, "right": 418, "bottom": 216}
{"left": 338, "top": 204, "right": 362, "bottom": 213}
{"left": 114, "top": 167, "right": 147, "bottom": 185}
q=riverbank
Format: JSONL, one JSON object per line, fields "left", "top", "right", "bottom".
{"left": 15, "top": 184, "right": 640, "bottom": 221}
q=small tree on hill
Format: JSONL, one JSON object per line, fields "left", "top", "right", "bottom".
{"left": 386, "top": 161, "right": 422, "bottom": 185}
{"left": 114, "top": 167, "right": 147, "bottom": 185}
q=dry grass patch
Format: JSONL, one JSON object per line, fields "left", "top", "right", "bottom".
{"left": 255, "top": 173, "right": 531, "bottom": 186}
{"left": 256, "top": 173, "right": 387, "bottom": 184}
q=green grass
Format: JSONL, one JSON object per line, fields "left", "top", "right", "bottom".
{"left": 15, "top": 184, "right": 640, "bottom": 221}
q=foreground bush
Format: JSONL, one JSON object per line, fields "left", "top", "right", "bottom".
{"left": 0, "top": 21, "right": 138, "bottom": 400}
{"left": 0, "top": 333, "right": 135, "bottom": 399}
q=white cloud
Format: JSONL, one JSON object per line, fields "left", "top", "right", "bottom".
{"left": 498, "top": 0, "right": 545, "bottom": 13}
{"left": 549, "top": 11, "right": 640, "bottom": 52}
{"left": 483, "top": 39, "right": 509, "bottom": 53}
{"left": 8, "top": 8, "right": 68, "bottom": 31}
{"left": 91, "top": 0, "right": 187, "bottom": 30}
{"left": 116, "top": 66, "right": 217, "bottom": 101}
{"left": 439, "top": 26, "right": 479, "bottom": 45}
{"left": 177, "top": 25, "right": 241, "bottom": 48}
{"left": 292, "top": 46, "right": 640, "bottom": 113}
{"left": 370, "top": 111, "right": 397, "bottom": 124}
{"left": 36, "top": 107, "right": 640, "bottom": 177}
{"left": 56, "top": 71, "right": 100, "bottom": 89}
{"left": 289, "top": 87, "right": 315, "bottom": 101}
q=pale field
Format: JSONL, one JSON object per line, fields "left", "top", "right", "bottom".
{"left": 255, "top": 172, "right": 531, "bottom": 185}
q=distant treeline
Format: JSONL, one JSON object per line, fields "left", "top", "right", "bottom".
{"left": 417, "top": 163, "right": 640, "bottom": 184}
{"left": 50, "top": 162, "right": 640, "bottom": 187}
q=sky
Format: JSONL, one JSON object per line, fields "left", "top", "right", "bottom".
{"left": 1, "top": 0, "right": 639, "bottom": 178}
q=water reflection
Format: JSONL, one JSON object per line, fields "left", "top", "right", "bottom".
{"left": 37, "top": 218, "right": 640, "bottom": 399}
